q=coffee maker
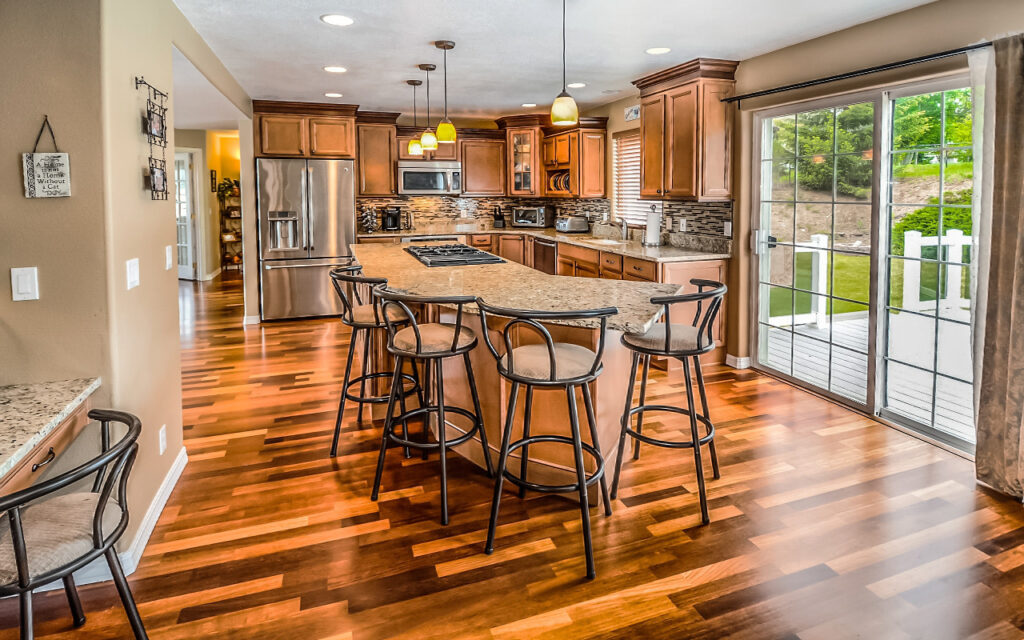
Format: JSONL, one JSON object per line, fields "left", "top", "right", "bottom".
{"left": 381, "top": 207, "right": 402, "bottom": 231}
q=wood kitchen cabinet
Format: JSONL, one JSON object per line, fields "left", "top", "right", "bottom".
{"left": 542, "top": 128, "right": 605, "bottom": 199}
{"left": 461, "top": 139, "right": 507, "bottom": 196}
{"left": 661, "top": 259, "right": 729, "bottom": 358}
{"left": 497, "top": 234, "right": 525, "bottom": 264}
{"left": 633, "top": 59, "right": 737, "bottom": 201}
{"left": 309, "top": 117, "right": 355, "bottom": 157}
{"left": 357, "top": 123, "right": 397, "bottom": 196}
{"left": 599, "top": 252, "right": 623, "bottom": 279}
{"left": 468, "top": 234, "right": 494, "bottom": 251}
{"left": 397, "top": 132, "right": 461, "bottom": 161}
{"left": 556, "top": 242, "right": 600, "bottom": 278}
{"left": 259, "top": 115, "right": 307, "bottom": 157}
{"left": 506, "top": 127, "right": 541, "bottom": 196}
{"left": 254, "top": 101, "right": 360, "bottom": 158}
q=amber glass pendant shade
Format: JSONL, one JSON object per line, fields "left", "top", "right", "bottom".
{"left": 436, "top": 119, "right": 456, "bottom": 144}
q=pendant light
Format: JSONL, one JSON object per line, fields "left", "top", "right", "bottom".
{"left": 434, "top": 40, "right": 456, "bottom": 144}
{"left": 550, "top": 0, "right": 579, "bottom": 126}
{"left": 418, "top": 64, "right": 438, "bottom": 151}
{"left": 406, "top": 80, "right": 424, "bottom": 156}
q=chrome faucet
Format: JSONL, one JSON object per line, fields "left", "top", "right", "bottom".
{"left": 617, "top": 218, "right": 629, "bottom": 241}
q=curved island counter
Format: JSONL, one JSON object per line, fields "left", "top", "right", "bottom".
{"left": 350, "top": 242, "right": 682, "bottom": 498}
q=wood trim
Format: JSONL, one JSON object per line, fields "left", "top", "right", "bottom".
{"left": 541, "top": 116, "right": 608, "bottom": 136}
{"left": 633, "top": 58, "right": 739, "bottom": 96}
{"left": 457, "top": 128, "right": 506, "bottom": 141}
{"left": 0, "top": 397, "right": 93, "bottom": 494}
{"left": 495, "top": 114, "right": 547, "bottom": 129}
{"left": 253, "top": 100, "right": 359, "bottom": 117}
{"left": 356, "top": 111, "right": 401, "bottom": 125}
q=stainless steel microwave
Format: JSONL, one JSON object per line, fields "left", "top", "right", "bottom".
{"left": 397, "top": 161, "right": 461, "bottom": 195}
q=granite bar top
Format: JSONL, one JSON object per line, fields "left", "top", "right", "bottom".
{"left": 351, "top": 244, "right": 681, "bottom": 334}
{"left": 357, "top": 224, "right": 731, "bottom": 263}
{"left": 0, "top": 378, "right": 101, "bottom": 480}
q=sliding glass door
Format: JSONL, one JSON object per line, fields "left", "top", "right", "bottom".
{"left": 752, "top": 78, "right": 977, "bottom": 449}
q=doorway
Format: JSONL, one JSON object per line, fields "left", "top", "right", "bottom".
{"left": 174, "top": 150, "right": 200, "bottom": 280}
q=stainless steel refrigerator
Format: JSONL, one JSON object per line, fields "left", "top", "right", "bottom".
{"left": 257, "top": 158, "right": 355, "bottom": 320}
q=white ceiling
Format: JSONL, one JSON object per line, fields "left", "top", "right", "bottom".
{"left": 173, "top": 0, "right": 937, "bottom": 119}
{"left": 172, "top": 47, "right": 244, "bottom": 130}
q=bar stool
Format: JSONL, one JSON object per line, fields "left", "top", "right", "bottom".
{"left": 476, "top": 299, "right": 617, "bottom": 580}
{"left": 370, "top": 289, "right": 494, "bottom": 525}
{"left": 611, "top": 279, "right": 727, "bottom": 525}
{"left": 328, "top": 267, "right": 420, "bottom": 458}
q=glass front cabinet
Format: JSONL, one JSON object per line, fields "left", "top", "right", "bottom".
{"left": 508, "top": 127, "right": 540, "bottom": 196}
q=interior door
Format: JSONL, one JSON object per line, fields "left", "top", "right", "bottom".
{"left": 174, "top": 152, "right": 196, "bottom": 280}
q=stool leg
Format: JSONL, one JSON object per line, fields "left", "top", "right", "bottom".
{"left": 357, "top": 328, "right": 372, "bottom": 426}
{"left": 63, "top": 574, "right": 86, "bottom": 627}
{"left": 581, "top": 383, "right": 612, "bottom": 517}
{"left": 371, "top": 357, "right": 403, "bottom": 501}
{"left": 633, "top": 354, "right": 651, "bottom": 461}
{"left": 19, "top": 590, "right": 31, "bottom": 640}
{"left": 485, "top": 382, "right": 520, "bottom": 554}
{"left": 420, "top": 358, "right": 432, "bottom": 460}
{"left": 692, "top": 355, "right": 720, "bottom": 480}
{"left": 463, "top": 352, "right": 494, "bottom": 477}
{"left": 106, "top": 548, "right": 148, "bottom": 639}
{"left": 611, "top": 351, "right": 641, "bottom": 500}
{"left": 566, "top": 386, "right": 596, "bottom": 580}
{"left": 682, "top": 357, "right": 709, "bottom": 525}
{"left": 518, "top": 385, "right": 534, "bottom": 499}
{"left": 435, "top": 358, "right": 449, "bottom": 525}
{"left": 331, "top": 326, "right": 359, "bottom": 457}
{"left": 397, "top": 364, "right": 411, "bottom": 459}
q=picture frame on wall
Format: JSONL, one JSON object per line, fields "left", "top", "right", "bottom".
{"left": 149, "top": 165, "right": 167, "bottom": 195}
{"left": 210, "top": 169, "right": 217, "bottom": 192}
{"left": 146, "top": 104, "right": 166, "bottom": 141}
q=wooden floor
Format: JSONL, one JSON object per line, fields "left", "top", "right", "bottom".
{"left": 3, "top": 273, "right": 1024, "bottom": 639}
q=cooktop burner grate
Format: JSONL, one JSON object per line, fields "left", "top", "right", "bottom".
{"left": 404, "top": 243, "right": 506, "bottom": 267}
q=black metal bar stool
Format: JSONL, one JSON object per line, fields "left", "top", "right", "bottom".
{"left": 328, "top": 266, "right": 420, "bottom": 458}
{"left": 370, "top": 289, "right": 494, "bottom": 525}
{"left": 476, "top": 299, "right": 617, "bottom": 580}
{"left": 611, "top": 279, "right": 727, "bottom": 525}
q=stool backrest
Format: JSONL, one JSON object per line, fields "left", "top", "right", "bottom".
{"left": 651, "top": 278, "right": 727, "bottom": 354}
{"left": 374, "top": 288, "right": 476, "bottom": 355}
{"left": 0, "top": 409, "right": 141, "bottom": 588}
{"left": 475, "top": 299, "right": 618, "bottom": 383}
{"left": 329, "top": 265, "right": 387, "bottom": 325}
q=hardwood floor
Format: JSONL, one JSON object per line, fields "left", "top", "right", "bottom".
{"left": 3, "top": 272, "right": 1024, "bottom": 639}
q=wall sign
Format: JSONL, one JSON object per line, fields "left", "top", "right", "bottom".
{"left": 624, "top": 104, "right": 640, "bottom": 122}
{"left": 22, "top": 116, "right": 71, "bottom": 198}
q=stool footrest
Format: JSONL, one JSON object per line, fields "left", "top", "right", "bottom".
{"left": 623, "top": 404, "right": 715, "bottom": 449}
{"left": 385, "top": 405, "right": 482, "bottom": 450}
{"left": 502, "top": 435, "right": 605, "bottom": 494}
{"left": 344, "top": 372, "right": 418, "bottom": 405}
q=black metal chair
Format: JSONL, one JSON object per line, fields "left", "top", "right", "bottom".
{"left": 328, "top": 266, "right": 420, "bottom": 458}
{"left": 611, "top": 279, "right": 727, "bottom": 525}
{"left": 475, "top": 299, "right": 617, "bottom": 580}
{"left": 370, "top": 289, "right": 494, "bottom": 525}
{"left": 0, "top": 409, "right": 146, "bottom": 639}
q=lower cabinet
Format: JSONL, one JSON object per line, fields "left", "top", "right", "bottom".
{"left": 468, "top": 234, "right": 494, "bottom": 251}
{"left": 556, "top": 242, "right": 600, "bottom": 278}
{"left": 497, "top": 234, "right": 525, "bottom": 264}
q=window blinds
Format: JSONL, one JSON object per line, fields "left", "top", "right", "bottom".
{"left": 613, "top": 131, "right": 647, "bottom": 225}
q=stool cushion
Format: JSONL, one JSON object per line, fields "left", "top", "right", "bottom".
{"left": 623, "top": 323, "right": 702, "bottom": 353}
{"left": 0, "top": 493, "right": 122, "bottom": 585}
{"left": 392, "top": 323, "right": 476, "bottom": 354}
{"left": 350, "top": 303, "right": 405, "bottom": 326}
{"left": 501, "top": 343, "right": 597, "bottom": 380}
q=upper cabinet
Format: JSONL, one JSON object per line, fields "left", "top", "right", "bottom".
{"left": 259, "top": 115, "right": 307, "bottom": 157}
{"left": 309, "top": 117, "right": 355, "bottom": 157}
{"left": 357, "top": 122, "right": 397, "bottom": 196}
{"left": 633, "top": 58, "right": 737, "bottom": 201}
{"left": 397, "top": 129, "right": 461, "bottom": 161}
{"left": 506, "top": 127, "right": 541, "bottom": 197}
{"left": 460, "top": 138, "right": 506, "bottom": 196}
{"left": 254, "top": 101, "right": 358, "bottom": 159}
{"left": 542, "top": 125, "right": 605, "bottom": 199}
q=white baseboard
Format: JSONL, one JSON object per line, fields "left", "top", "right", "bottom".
{"left": 200, "top": 267, "right": 222, "bottom": 281}
{"left": 38, "top": 446, "right": 188, "bottom": 591}
{"left": 726, "top": 354, "right": 751, "bottom": 369}
{"left": 243, "top": 315, "right": 261, "bottom": 325}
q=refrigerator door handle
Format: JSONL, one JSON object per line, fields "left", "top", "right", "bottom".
{"left": 305, "top": 164, "right": 315, "bottom": 253}
{"left": 264, "top": 262, "right": 353, "bottom": 270}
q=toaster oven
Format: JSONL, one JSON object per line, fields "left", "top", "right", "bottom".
{"left": 510, "top": 207, "right": 554, "bottom": 228}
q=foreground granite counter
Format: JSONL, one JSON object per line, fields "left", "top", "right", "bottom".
{"left": 351, "top": 243, "right": 681, "bottom": 334}
{"left": 357, "top": 224, "right": 731, "bottom": 263}
{"left": 0, "top": 378, "right": 101, "bottom": 480}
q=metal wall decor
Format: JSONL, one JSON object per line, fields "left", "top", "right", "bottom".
{"left": 22, "top": 115, "right": 71, "bottom": 198}
{"left": 135, "top": 76, "right": 169, "bottom": 200}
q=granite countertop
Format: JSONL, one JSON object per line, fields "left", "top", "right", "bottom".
{"left": 357, "top": 223, "right": 731, "bottom": 263}
{"left": 351, "top": 244, "right": 681, "bottom": 334}
{"left": 0, "top": 378, "right": 101, "bottom": 480}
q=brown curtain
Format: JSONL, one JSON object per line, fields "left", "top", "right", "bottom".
{"left": 976, "top": 35, "right": 1024, "bottom": 498}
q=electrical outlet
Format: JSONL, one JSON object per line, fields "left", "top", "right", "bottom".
{"left": 677, "top": 218, "right": 687, "bottom": 233}
{"left": 126, "top": 258, "right": 140, "bottom": 290}
{"left": 165, "top": 246, "right": 173, "bottom": 270}
{"left": 724, "top": 221, "right": 733, "bottom": 237}
{"left": 158, "top": 425, "right": 167, "bottom": 455}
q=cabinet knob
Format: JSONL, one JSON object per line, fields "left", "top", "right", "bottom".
{"left": 656, "top": 189, "right": 662, "bottom": 194}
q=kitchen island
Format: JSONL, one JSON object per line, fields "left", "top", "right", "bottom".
{"left": 351, "top": 243, "right": 681, "bottom": 496}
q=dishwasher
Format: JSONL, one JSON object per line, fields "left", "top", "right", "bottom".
{"left": 533, "top": 238, "right": 557, "bottom": 274}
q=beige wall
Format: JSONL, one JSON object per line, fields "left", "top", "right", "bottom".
{"left": 727, "top": 0, "right": 1024, "bottom": 360}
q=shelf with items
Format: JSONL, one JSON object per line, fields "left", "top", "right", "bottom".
{"left": 218, "top": 178, "right": 242, "bottom": 271}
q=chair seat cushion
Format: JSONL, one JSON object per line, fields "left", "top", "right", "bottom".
{"left": 501, "top": 343, "right": 597, "bottom": 381}
{"left": 392, "top": 323, "right": 476, "bottom": 354}
{"left": 0, "top": 493, "right": 122, "bottom": 585}
{"left": 350, "top": 303, "right": 405, "bottom": 326}
{"left": 623, "top": 323, "right": 702, "bottom": 353}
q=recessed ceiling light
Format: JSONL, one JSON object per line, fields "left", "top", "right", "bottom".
{"left": 567, "top": 82, "right": 586, "bottom": 89}
{"left": 521, "top": 103, "right": 537, "bottom": 108}
{"left": 320, "top": 14, "right": 354, "bottom": 26}
{"left": 645, "top": 47, "right": 671, "bottom": 55}
{"left": 324, "top": 92, "right": 343, "bottom": 98}
{"left": 323, "top": 66, "right": 347, "bottom": 73}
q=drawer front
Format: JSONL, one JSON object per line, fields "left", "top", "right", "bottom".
{"left": 0, "top": 399, "right": 92, "bottom": 494}
{"left": 468, "top": 234, "right": 493, "bottom": 248}
{"left": 623, "top": 257, "right": 658, "bottom": 281}
{"left": 557, "top": 242, "right": 599, "bottom": 266}
{"left": 599, "top": 251, "right": 622, "bottom": 272}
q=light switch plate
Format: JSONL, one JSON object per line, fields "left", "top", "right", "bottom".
{"left": 126, "top": 258, "right": 140, "bottom": 290}
{"left": 724, "top": 221, "right": 733, "bottom": 237}
{"left": 158, "top": 425, "right": 167, "bottom": 455}
{"left": 677, "top": 218, "right": 687, "bottom": 232}
{"left": 11, "top": 267, "right": 39, "bottom": 301}
{"left": 165, "top": 246, "right": 173, "bottom": 270}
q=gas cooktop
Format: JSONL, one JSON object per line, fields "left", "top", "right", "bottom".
{"left": 404, "top": 244, "right": 506, "bottom": 267}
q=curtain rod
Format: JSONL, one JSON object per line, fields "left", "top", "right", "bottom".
{"left": 724, "top": 42, "right": 992, "bottom": 107}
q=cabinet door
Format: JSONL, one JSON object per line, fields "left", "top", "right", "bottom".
{"left": 665, "top": 84, "right": 698, "bottom": 198}
{"left": 660, "top": 260, "right": 728, "bottom": 349}
{"left": 259, "top": 115, "right": 307, "bottom": 157}
{"left": 542, "top": 137, "right": 557, "bottom": 166}
{"left": 699, "top": 80, "right": 733, "bottom": 200}
{"left": 357, "top": 124, "right": 397, "bottom": 196}
{"left": 554, "top": 134, "right": 571, "bottom": 165}
{"left": 578, "top": 131, "right": 606, "bottom": 198}
{"left": 397, "top": 135, "right": 424, "bottom": 160}
{"left": 556, "top": 256, "right": 575, "bottom": 276}
{"left": 431, "top": 141, "right": 459, "bottom": 161}
{"left": 575, "top": 260, "right": 599, "bottom": 278}
{"left": 461, "top": 139, "right": 507, "bottom": 196}
{"left": 639, "top": 95, "right": 665, "bottom": 197}
{"left": 468, "top": 234, "right": 493, "bottom": 250}
{"left": 568, "top": 131, "right": 580, "bottom": 196}
{"left": 309, "top": 117, "right": 355, "bottom": 157}
{"left": 497, "top": 235, "right": 525, "bottom": 264}
{"left": 508, "top": 128, "right": 539, "bottom": 196}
